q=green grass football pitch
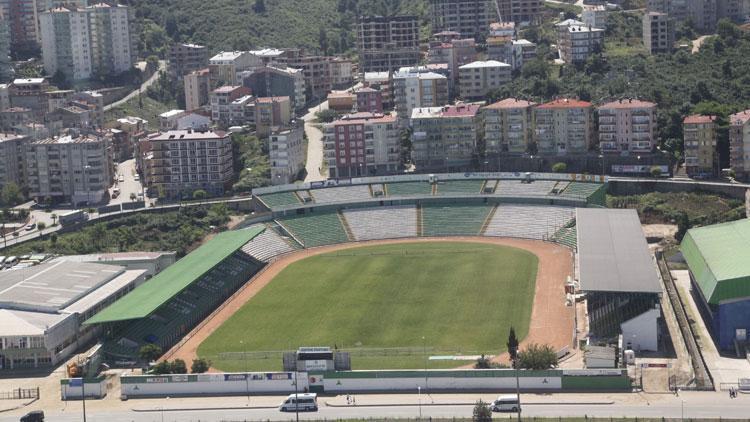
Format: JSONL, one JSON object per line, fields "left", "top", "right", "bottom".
{"left": 198, "top": 242, "right": 538, "bottom": 371}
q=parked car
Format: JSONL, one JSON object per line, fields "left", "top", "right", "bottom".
{"left": 25, "top": 223, "right": 36, "bottom": 231}
{"left": 489, "top": 395, "right": 521, "bottom": 412}
{"left": 20, "top": 410, "right": 44, "bottom": 422}
{"left": 279, "top": 393, "right": 318, "bottom": 412}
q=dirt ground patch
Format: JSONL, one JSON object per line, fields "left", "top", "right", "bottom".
{"left": 162, "top": 237, "right": 575, "bottom": 370}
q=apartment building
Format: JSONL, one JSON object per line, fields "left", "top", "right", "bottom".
{"left": 582, "top": 5, "right": 608, "bottom": 28}
{"left": 327, "top": 91, "right": 356, "bottom": 114}
{"left": 411, "top": 103, "right": 482, "bottom": 170}
{"left": 427, "top": 38, "right": 477, "bottom": 81}
{"left": 458, "top": 60, "right": 511, "bottom": 99}
{"left": 392, "top": 68, "right": 450, "bottom": 120}
{"left": 558, "top": 24, "right": 604, "bottom": 64}
{"left": 643, "top": 12, "right": 674, "bottom": 54}
{"left": 0, "top": 106, "right": 29, "bottom": 130}
{"left": 729, "top": 110, "right": 750, "bottom": 180}
{"left": 39, "top": 3, "right": 135, "bottom": 82}
{"left": 269, "top": 124, "right": 305, "bottom": 185}
{"left": 209, "top": 85, "right": 251, "bottom": 126}
{"left": 228, "top": 95, "right": 255, "bottom": 127}
{"left": 330, "top": 58, "right": 354, "bottom": 89}
{"left": 355, "top": 86, "right": 383, "bottom": 114}
{"left": 324, "top": 112, "right": 400, "bottom": 178}
{"left": 430, "top": 0, "right": 496, "bottom": 39}
{"left": 597, "top": 99, "right": 657, "bottom": 155}
{"left": 184, "top": 68, "right": 210, "bottom": 111}
{"left": 363, "top": 71, "right": 392, "bottom": 108}
{"left": 357, "top": 15, "right": 420, "bottom": 73}
{"left": 483, "top": 98, "right": 535, "bottom": 155}
{"left": 158, "top": 109, "right": 187, "bottom": 131}
{"left": 143, "top": 129, "right": 233, "bottom": 199}
{"left": 250, "top": 96, "right": 292, "bottom": 138}
{"left": 496, "top": 0, "right": 543, "bottom": 24}
{"left": 284, "top": 53, "right": 331, "bottom": 100}
{"left": 242, "top": 66, "right": 306, "bottom": 112}
{"left": 0, "top": 13, "right": 11, "bottom": 82}
{"left": 0, "top": 133, "right": 29, "bottom": 187}
{"left": 9, "top": 77, "right": 48, "bottom": 118}
{"left": 683, "top": 114, "right": 718, "bottom": 177}
{"left": 489, "top": 22, "right": 516, "bottom": 38}
{"left": 25, "top": 133, "right": 113, "bottom": 205}
{"left": 534, "top": 98, "right": 594, "bottom": 155}
{"left": 487, "top": 36, "right": 513, "bottom": 65}
{"left": 208, "top": 51, "right": 257, "bottom": 87}
{"left": 511, "top": 39, "right": 537, "bottom": 69}
{"left": 646, "top": 0, "right": 744, "bottom": 31}
{"left": 168, "top": 43, "right": 209, "bottom": 80}
{"left": 112, "top": 116, "right": 148, "bottom": 162}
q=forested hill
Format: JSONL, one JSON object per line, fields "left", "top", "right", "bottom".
{"left": 128, "top": 0, "right": 430, "bottom": 57}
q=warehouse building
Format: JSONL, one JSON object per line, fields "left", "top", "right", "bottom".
{"left": 0, "top": 261, "right": 149, "bottom": 370}
{"left": 681, "top": 219, "right": 750, "bottom": 351}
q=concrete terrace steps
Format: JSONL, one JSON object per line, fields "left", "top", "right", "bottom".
{"left": 338, "top": 210, "right": 356, "bottom": 241}
{"left": 480, "top": 204, "right": 499, "bottom": 235}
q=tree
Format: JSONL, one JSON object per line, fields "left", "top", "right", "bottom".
{"left": 253, "top": 0, "right": 266, "bottom": 13}
{"left": 518, "top": 343, "right": 558, "bottom": 370}
{"left": 0, "top": 182, "right": 23, "bottom": 207}
{"left": 472, "top": 400, "right": 492, "bottom": 422}
{"left": 193, "top": 189, "right": 208, "bottom": 202}
{"left": 315, "top": 109, "right": 337, "bottom": 123}
{"left": 474, "top": 354, "right": 492, "bottom": 369}
{"left": 318, "top": 27, "right": 329, "bottom": 55}
{"left": 507, "top": 327, "right": 519, "bottom": 366}
{"left": 650, "top": 166, "right": 662, "bottom": 178}
{"left": 138, "top": 344, "right": 163, "bottom": 362}
{"left": 191, "top": 358, "right": 211, "bottom": 373}
{"left": 170, "top": 359, "right": 188, "bottom": 374}
{"left": 675, "top": 211, "right": 690, "bottom": 241}
{"left": 145, "top": 55, "right": 160, "bottom": 72}
{"left": 50, "top": 214, "right": 57, "bottom": 226}
{"left": 50, "top": 233, "right": 58, "bottom": 246}
{"left": 150, "top": 361, "right": 172, "bottom": 375}
{"left": 36, "top": 222, "right": 46, "bottom": 234}
{"left": 552, "top": 162, "right": 567, "bottom": 173}
{"left": 129, "top": 192, "right": 137, "bottom": 202}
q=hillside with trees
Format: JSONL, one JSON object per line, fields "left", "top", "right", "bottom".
{"left": 130, "top": 0, "right": 430, "bottom": 57}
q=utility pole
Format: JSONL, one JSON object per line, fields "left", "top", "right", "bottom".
{"left": 294, "top": 370, "right": 299, "bottom": 422}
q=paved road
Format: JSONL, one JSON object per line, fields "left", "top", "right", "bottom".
{"left": 302, "top": 101, "right": 328, "bottom": 182}
{"left": 3, "top": 391, "right": 749, "bottom": 422}
{"left": 103, "top": 60, "right": 166, "bottom": 112}
{"left": 110, "top": 159, "right": 148, "bottom": 205}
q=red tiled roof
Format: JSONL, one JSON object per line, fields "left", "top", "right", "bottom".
{"left": 441, "top": 103, "right": 481, "bottom": 117}
{"left": 485, "top": 98, "right": 536, "bottom": 110}
{"left": 598, "top": 99, "right": 657, "bottom": 109}
{"left": 537, "top": 98, "right": 592, "bottom": 109}
{"left": 683, "top": 114, "right": 716, "bottom": 124}
{"left": 730, "top": 110, "right": 750, "bottom": 125}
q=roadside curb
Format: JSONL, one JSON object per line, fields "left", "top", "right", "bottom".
{"left": 0, "top": 397, "right": 38, "bottom": 413}
{"left": 132, "top": 405, "right": 278, "bottom": 412}
{"left": 323, "top": 401, "right": 615, "bottom": 408}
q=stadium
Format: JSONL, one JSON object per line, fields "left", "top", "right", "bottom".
{"left": 83, "top": 172, "right": 658, "bottom": 373}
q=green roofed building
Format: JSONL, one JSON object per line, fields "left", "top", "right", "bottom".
{"left": 681, "top": 218, "right": 750, "bottom": 350}
{"left": 87, "top": 227, "right": 266, "bottom": 359}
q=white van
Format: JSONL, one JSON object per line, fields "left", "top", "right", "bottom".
{"left": 489, "top": 395, "right": 521, "bottom": 412}
{"left": 279, "top": 393, "right": 318, "bottom": 412}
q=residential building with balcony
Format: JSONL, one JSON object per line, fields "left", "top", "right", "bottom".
{"left": 458, "top": 60, "right": 511, "bottom": 99}
{"left": 486, "top": 35, "right": 513, "bottom": 64}
{"left": 327, "top": 90, "right": 356, "bottom": 114}
{"left": 158, "top": 109, "right": 187, "bottom": 131}
{"left": 558, "top": 24, "right": 604, "bottom": 64}
{"left": 143, "top": 129, "right": 233, "bottom": 199}
{"left": 729, "top": 110, "right": 750, "bottom": 180}
{"left": 392, "top": 68, "right": 449, "bottom": 120}
{"left": 597, "top": 99, "right": 657, "bottom": 155}
{"left": 249, "top": 96, "right": 292, "bottom": 138}
{"left": 324, "top": 112, "right": 400, "bottom": 178}
{"left": 643, "top": 12, "right": 674, "bottom": 54}
{"left": 363, "top": 72, "right": 393, "bottom": 108}
{"left": 534, "top": 98, "right": 594, "bottom": 155}
{"left": 483, "top": 98, "right": 535, "bottom": 155}
{"left": 0, "top": 132, "right": 29, "bottom": 187}
{"left": 430, "top": 0, "right": 496, "bottom": 39}
{"left": 357, "top": 15, "right": 420, "bottom": 73}
{"left": 9, "top": 77, "right": 49, "bottom": 119}
{"left": 208, "top": 51, "right": 257, "bottom": 87}
{"left": 488, "top": 22, "right": 516, "bottom": 38}
{"left": 582, "top": 5, "right": 608, "bottom": 28}
{"left": 683, "top": 114, "right": 718, "bottom": 177}
{"left": 427, "top": 37, "right": 477, "bottom": 81}
{"left": 168, "top": 43, "right": 208, "bottom": 80}
{"left": 355, "top": 86, "right": 383, "bottom": 114}
{"left": 25, "top": 133, "right": 114, "bottom": 205}
{"left": 496, "top": 0, "right": 542, "bottom": 24}
{"left": 511, "top": 39, "right": 537, "bottom": 69}
{"left": 269, "top": 124, "right": 305, "bottom": 185}
{"left": 209, "top": 85, "right": 251, "bottom": 126}
{"left": 184, "top": 68, "right": 210, "bottom": 111}
{"left": 241, "top": 66, "right": 306, "bottom": 112}
{"left": 410, "top": 103, "right": 482, "bottom": 171}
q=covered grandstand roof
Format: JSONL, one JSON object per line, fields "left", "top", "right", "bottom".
{"left": 85, "top": 228, "right": 263, "bottom": 324}
{"left": 576, "top": 208, "right": 661, "bottom": 294}
{"left": 681, "top": 219, "right": 750, "bottom": 305}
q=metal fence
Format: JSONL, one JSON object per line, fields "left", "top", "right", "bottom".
{"left": 215, "top": 346, "right": 490, "bottom": 362}
{"left": 0, "top": 387, "right": 39, "bottom": 400}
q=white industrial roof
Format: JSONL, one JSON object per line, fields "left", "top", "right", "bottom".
{"left": 0, "top": 309, "right": 68, "bottom": 336}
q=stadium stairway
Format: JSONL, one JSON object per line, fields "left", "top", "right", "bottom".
{"left": 485, "top": 180, "right": 498, "bottom": 193}
{"left": 337, "top": 210, "right": 356, "bottom": 241}
{"left": 431, "top": 183, "right": 437, "bottom": 196}
{"left": 480, "top": 204, "right": 499, "bottom": 235}
{"left": 416, "top": 204, "right": 424, "bottom": 236}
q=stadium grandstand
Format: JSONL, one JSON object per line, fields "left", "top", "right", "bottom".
{"left": 86, "top": 228, "right": 268, "bottom": 360}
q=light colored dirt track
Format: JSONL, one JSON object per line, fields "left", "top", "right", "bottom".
{"left": 162, "top": 237, "right": 575, "bottom": 368}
